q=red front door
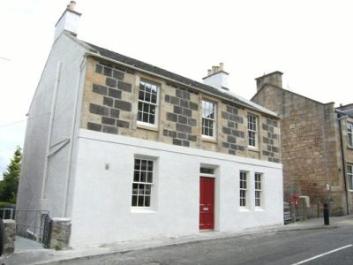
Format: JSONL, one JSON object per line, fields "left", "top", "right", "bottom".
{"left": 199, "top": 177, "right": 215, "bottom": 230}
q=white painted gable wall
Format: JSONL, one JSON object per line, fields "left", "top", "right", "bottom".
{"left": 17, "top": 33, "right": 86, "bottom": 222}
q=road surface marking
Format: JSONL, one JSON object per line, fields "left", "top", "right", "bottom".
{"left": 291, "top": 244, "right": 353, "bottom": 265}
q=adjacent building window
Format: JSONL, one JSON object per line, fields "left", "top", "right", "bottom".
{"left": 255, "top": 173, "right": 263, "bottom": 207}
{"left": 137, "top": 80, "right": 159, "bottom": 126}
{"left": 131, "top": 158, "right": 154, "bottom": 207}
{"left": 348, "top": 123, "right": 353, "bottom": 148}
{"left": 248, "top": 114, "right": 258, "bottom": 147}
{"left": 240, "top": 171, "right": 248, "bottom": 207}
{"left": 348, "top": 164, "right": 353, "bottom": 190}
{"left": 202, "top": 100, "right": 216, "bottom": 138}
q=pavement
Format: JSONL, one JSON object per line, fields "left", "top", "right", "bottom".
{"left": 14, "top": 237, "right": 43, "bottom": 251}
{"left": 2, "top": 215, "right": 352, "bottom": 265}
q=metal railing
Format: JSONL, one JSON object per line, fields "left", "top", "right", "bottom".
{"left": 0, "top": 208, "right": 15, "bottom": 220}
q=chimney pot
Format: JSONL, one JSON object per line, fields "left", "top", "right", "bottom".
{"left": 67, "top": 1, "right": 76, "bottom": 11}
{"left": 55, "top": 1, "right": 81, "bottom": 41}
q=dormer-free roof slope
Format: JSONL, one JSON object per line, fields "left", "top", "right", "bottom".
{"left": 71, "top": 36, "right": 278, "bottom": 118}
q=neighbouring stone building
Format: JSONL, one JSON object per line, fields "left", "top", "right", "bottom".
{"left": 16, "top": 2, "right": 283, "bottom": 248}
{"left": 252, "top": 71, "right": 353, "bottom": 216}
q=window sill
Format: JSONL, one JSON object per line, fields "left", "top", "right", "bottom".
{"left": 248, "top": 146, "right": 259, "bottom": 152}
{"left": 201, "top": 136, "right": 217, "bottom": 143}
{"left": 137, "top": 122, "right": 159, "bottom": 132}
{"left": 239, "top": 207, "right": 250, "bottom": 212}
{"left": 131, "top": 207, "right": 156, "bottom": 214}
{"left": 348, "top": 190, "right": 353, "bottom": 193}
{"left": 347, "top": 146, "right": 353, "bottom": 150}
{"left": 255, "top": 207, "right": 264, "bottom": 211}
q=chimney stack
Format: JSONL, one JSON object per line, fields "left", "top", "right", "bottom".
{"left": 67, "top": 1, "right": 76, "bottom": 10}
{"left": 202, "top": 63, "right": 229, "bottom": 91}
{"left": 54, "top": 1, "right": 82, "bottom": 41}
{"left": 255, "top": 71, "right": 283, "bottom": 91}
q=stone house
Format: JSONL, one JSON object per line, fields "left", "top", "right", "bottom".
{"left": 252, "top": 71, "right": 353, "bottom": 216}
{"left": 17, "top": 2, "right": 283, "bottom": 248}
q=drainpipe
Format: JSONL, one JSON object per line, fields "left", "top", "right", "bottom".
{"left": 41, "top": 62, "right": 62, "bottom": 199}
{"left": 63, "top": 56, "right": 87, "bottom": 217}
{"left": 337, "top": 110, "right": 349, "bottom": 215}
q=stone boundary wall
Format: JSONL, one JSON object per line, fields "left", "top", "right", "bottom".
{"left": 1, "top": 219, "right": 16, "bottom": 256}
{"left": 49, "top": 218, "right": 71, "bottom": 250}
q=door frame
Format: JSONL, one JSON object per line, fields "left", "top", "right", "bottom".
{"left": 199, "top": 167, "right": 219, "bottom": 231}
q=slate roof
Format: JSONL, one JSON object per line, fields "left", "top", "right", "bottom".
{"left": 78, "top": 39, "right": 278, "bottom": 117}
{"left": 336, "top": 104, "right": 353, "bottom": 117}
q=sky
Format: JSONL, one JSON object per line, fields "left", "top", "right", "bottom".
{"left": 0, "top": 0, "right": 353, "bottom": 176}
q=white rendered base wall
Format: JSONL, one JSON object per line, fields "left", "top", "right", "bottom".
{"left": 69, "top": 129, "right": 283, "bottom": 248}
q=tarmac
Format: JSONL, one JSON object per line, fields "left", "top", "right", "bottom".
{"left": 1, "top": 215, "right": 352, "bottom": 265}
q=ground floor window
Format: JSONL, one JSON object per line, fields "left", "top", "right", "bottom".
{"left": 348, "top": 164, "right": 353, "bottom": 190}
{"left": 131, "top": 158, "right": 154, "bottom": 207}
{"left": 255, "top": 173, "right": 263, "bottom": 207}
{"left": 240, "top": 171, "right": 248, "bottom": 207}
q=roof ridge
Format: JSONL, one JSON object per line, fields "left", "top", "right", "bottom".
{"left": 84, "top": 41, "right": 222, "bottom": 91}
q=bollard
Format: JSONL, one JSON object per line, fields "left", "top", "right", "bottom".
{"left": 323, "top": 203, "right": 330, "bottom": 225}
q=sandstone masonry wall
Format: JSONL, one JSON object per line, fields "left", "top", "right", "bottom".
{"left": 253, "top": 84, "right": 348, "bottom": 215}
{"left": 339, "top": 115, "right": 353, "bottom": 213}
{"left": 80, "top": 57, "right": 280, "bottom": 163}
{"left": 2, "top": 219, "right": 15, "bottom": 255}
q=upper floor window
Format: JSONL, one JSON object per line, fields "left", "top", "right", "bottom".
{"left": 202, "top": 100, "right": 216, "bottom": 138}
{"left": 348, "top": 123, "right": 353, "bottom": 148}
{"left": 137, "top": 80, "right": 159, "bottom": 126}
{"left": 132, "top": 158, "right": 154, "bottom": 207}
{"left": 348, "top": 164, "right": 353, "bottom": 190}
{"left": 248, "top": 114, "right": 258, "bottom": 148}
{"left": 239, "top": 171, "right": 248, "bottom": 207}
{"left": 255, "top": 173, "right": 263, "bottom": 207}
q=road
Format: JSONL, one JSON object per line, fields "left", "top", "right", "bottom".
{"left": 47, "top": 221, "right": 353, "bottom": 265}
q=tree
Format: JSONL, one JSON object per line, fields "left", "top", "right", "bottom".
{"left": 0, "top": 146, "right": 22, "bottom": 203}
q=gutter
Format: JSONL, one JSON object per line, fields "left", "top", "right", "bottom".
{"left": 84, "top": 51, "right": 279, "bottom": 119}
{"left": 336, "top": 110, "right": 349, "bottom": 214}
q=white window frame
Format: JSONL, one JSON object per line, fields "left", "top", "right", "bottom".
{"left": 255, "top": 173, "right": 263, "bottom": 207}
{"left": 348, "top": 122, "right": 353, "bottom": 148}
{"left": 247, "top": 113, "right": 258, "bottom": 149}
{"left": 131, "top": 158, "right": 155, "bottom": 208}
{"left": 202, "top": 100, "right": 217, "bottom": 139}
{"left": 348, "top": 164, "right": 353, "bottom": 191}
{"left": 137, "top": 80, "right": 160, "bottom": 128}
{"left": 239, "top": 171, "right": 248, "bottom": 207}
